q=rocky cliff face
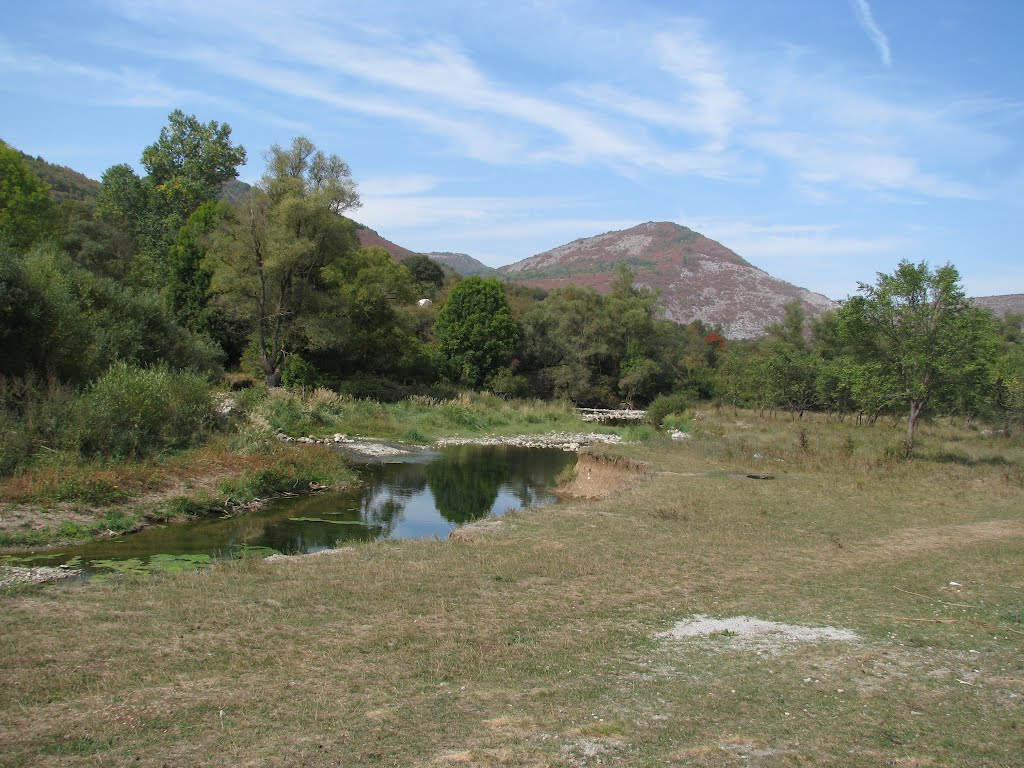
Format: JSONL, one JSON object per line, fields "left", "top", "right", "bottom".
{"left": 971, "top": 294, "right": 1024, "bottom": 318}
{"left": 499, "top": 221, "right": 836, "bottom": 338}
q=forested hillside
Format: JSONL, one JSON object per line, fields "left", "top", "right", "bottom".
{"left": 10, "top": 145, "right": 101, "bottom": 203}
{"left": 2, "top": 110, "right": 1023, "bottom": 479}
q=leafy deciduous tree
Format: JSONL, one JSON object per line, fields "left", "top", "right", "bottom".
{"left": 96, "top": 111, "right": 246, "bottom": 288}
{"left": 837, "top": 260, "right": 998, "bottom": 457}
{"left": 435, "top": 277, "right": 520, "bottom": 388}
{"left": 0, "top": 141, "right": 56, "bottom": 250}
{"left": 209, "top": 137, "right": 359, "bottom": 386}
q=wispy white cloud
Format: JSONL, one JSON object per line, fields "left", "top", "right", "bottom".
{"left": 76, "top": 0, "right": 1024, "bottom": 207}
{"left": 682, "top": 217, "right": 912, "bottom": 298}
{"left": 748, "top": 130, "right": 982, "bottom": 199}
{"left": 99, "top": 0, "right": 748, "bottom": 179}
{"left": 0, "top": 40, "right": 206, "bottom": 107}
{"left": 653, "top": 24, "right": 747, "bottom": 150}
{"left": 358, "top": 175, "right": 443, "bottom": 197}
{"left": 851, "top": 0, "right": 892, "bottom": 67}
{"left": 686, "top": 219, "right": 907, "bottom": 259}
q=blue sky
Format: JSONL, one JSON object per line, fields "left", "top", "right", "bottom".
{"left": 3, "top": 0, "right": 1023, "bottom": 298}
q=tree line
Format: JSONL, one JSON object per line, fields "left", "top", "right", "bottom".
{"left": 2, "top": 110, "right": 1022, "bottom": 463}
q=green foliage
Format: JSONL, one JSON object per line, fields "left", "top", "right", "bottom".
{"left": 0, "top": 140, "right": 56, "bottom": 250}
{"left": 0, "top": 373, "right": 75, "bottom": 475}
{"left": 0, "top": 245, "right": 221, "bottom": 385}
{"left": 209, "top": 137, "right": 360, "bottom": 385}
{"left": 15, "top": 148, "right": 101, "bottom": 203}
{"left": 837, "top": 260, "right": 999, "bottom": 456}
{"left": 281, "top": 353, "right": 318, "bottom": 389}
{"left": 646, "top": 392, "right": 691, "bottom": 427}
{"left": 517, "top": 273, "right": 685, "bottom": 406}
{"left": 761, "top": 302, "right": 819, "bottom": 415}
{"left": 989, "top": 347, "right": 1024, "bottom": 434}
{"left": 165, "top": 495, "right": 218, "bottom": 517}
{"left": 58, "top": 200, "right": 136, "bottom": 281}
{"left": 53, "top": 478, "right": 132, "bottom": 505}
{"left": 435, "top": 277, "right": 521, "bottom": 388}
{"left": 96, "top": 111, "right": 246, "bottom": 289}
{"left": 142, "top": 110, "right": 246, "bottom": 218}
{"left": 164, "top": 200, "right": 243, "bottom": 362}
{"left": 402, "top": 254, "right": 445, "bottom": 294}
{"left": 307, "top": 246, "right": 427, "bottom": 384}
{"left": 218, "top": 448, "right": 351, "bottom": 499}
{"left": 487, "top": 367, "right": 532, "bottom": 400}
{"left": 71, "top": 363, "right": 212, "bottom": 459}
{"left": 618, "top": 424, "right": 659, "bottom": 442}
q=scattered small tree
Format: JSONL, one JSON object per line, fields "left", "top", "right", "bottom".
{"left": 837, "top": 260, "right": 998, "bottom": 457}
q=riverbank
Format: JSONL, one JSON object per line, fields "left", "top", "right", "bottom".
{"left": 2, "top": 413, "right": 1022, "bottom": 765}
{"left": 0, "top": 437, "right": 356, "bottom": 550}
{"left": 0, "top": 391, "right": 646, "bottom": 551}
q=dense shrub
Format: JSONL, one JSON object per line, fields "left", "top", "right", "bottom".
{"left": 72, "top": 363, "right": 212, "bottom": 459}
{"left": 1, "top": 245, "right": 222, "bottom": 385}
{"left": 281, "top": 353, "right": 318, "bottom": 390}
{"left": 646, "top": 392, "right": 691, "bottom": 427}
{"left": 0, "top": 374, "right": 75, "bottom": 474}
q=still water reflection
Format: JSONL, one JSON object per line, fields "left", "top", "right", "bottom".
{"left": 9, "top": 445, "right": 574, "bottom": 572}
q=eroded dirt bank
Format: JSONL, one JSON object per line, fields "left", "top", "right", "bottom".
{"left": 558, "top": 450, "right": 650, "bottom": 499}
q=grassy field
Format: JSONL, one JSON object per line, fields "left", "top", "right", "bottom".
{"left": 1, "top": 410, "right": 1022, "bottom": 766}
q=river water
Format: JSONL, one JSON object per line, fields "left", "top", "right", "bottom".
{"left": 4, "top": 445, "right": 575, "bottom": 575}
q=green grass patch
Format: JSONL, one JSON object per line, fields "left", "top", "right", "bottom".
{"left": 238, "top": 386, "right": 589, "bottom": 440}
{"left": 218, "top": 446, "right": 353, "bottom": 500}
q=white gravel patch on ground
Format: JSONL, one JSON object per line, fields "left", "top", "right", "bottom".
{"left": 0, "top": 566, "right": 80, "bottom": 589}
{"left": 434, "top": 432, "right": 623, "bottom": 451}
{"left": 658, "top": 614, "right": 859, "bottom": 653}
{"left": 264, "top": 547, "right": 354, "bottom": 563}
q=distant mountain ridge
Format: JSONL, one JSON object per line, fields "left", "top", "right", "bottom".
{"left": 972, "top": 294, "right": 1024, "bottom": 317}
{"left": 5, "top": 142, "right": 102, "bottom": 203}
{"left": 9, "top": 143, "right": 1020, "bottom": 331}
{"left": 426, "top": 252, "right": 498, "bottom": 277}
{"left": 500, "top": 221, "right": 837, "bottom": 338}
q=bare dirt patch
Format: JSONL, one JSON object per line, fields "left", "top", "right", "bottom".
{"left": 558, "top": 452, "right": 648, "bottom": 500}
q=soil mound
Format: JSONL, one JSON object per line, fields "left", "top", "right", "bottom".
{"left": 559, "top": 451, "right": 648, "bottom": 499}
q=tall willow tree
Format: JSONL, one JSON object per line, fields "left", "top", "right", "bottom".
{"left": 209, "top": 137, "right": 360, "bottom": 386}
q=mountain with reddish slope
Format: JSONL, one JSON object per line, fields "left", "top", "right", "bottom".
{"left": 498, "top": 221, "right": 836, "bottom": 338}
{"left": 355, "top": 225, "right": 421, "bottom": 260}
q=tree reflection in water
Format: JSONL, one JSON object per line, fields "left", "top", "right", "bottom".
{"left": 11, "top": 446, "right": 576, "bottom": 572}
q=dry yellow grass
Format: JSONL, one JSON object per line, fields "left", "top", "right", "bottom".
{"left": 1, "top": 412, "right": 1022, "bottom": 766}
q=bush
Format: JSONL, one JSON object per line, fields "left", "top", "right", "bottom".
{"left": 646, "top": 392, "right": 691, "bottom": 427}
{"left": 0, "top": 373, "right": 75, "bottom": 474}
{"left": 2, "top": 246, "right": 222, "bottom": 386}
{"left": 336, "top": 374, "right": 410, "bottom": 403}
{"left": 281, "top": 353, "right": 318, "bottom": 390}
{"left": 487, "top": 368, "right": 532, "bottom": 400}
{"left": 72, "top": 363, "right": 212, "bottom": 459}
